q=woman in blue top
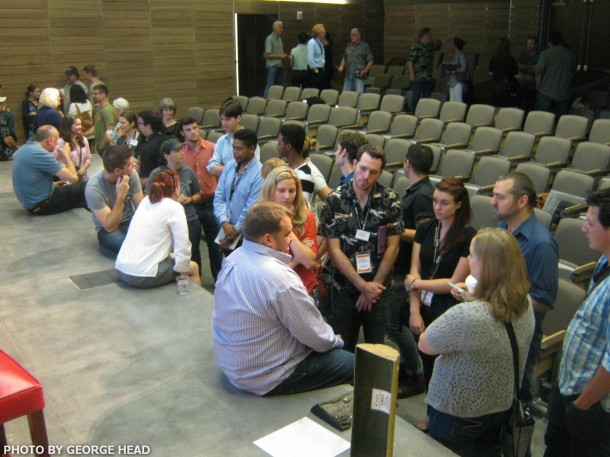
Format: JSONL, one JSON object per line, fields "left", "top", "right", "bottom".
{"left": 34, "top": 88, "right": 62, "bottom": 131}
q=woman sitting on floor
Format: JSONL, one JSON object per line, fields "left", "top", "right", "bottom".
{"left": 115, "top": 169, "right": 201, "bottom": 289}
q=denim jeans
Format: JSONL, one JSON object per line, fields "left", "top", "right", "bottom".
{"left": 544, "top": 386, "right": 610, "bottom": 457}
{"left": 331, "top": 286, "right": 390, "bottom": 352}
{"left": 264, "top": 66, "right": 283, "bottom": 98}
{"left": 343, "top": 76, "right": 365, "bottom": 94}
{"left": 387, "top": 274, "right": 422, "bottom": 376}
{"left": 449, "top": 83, "right": 465, "bottom": 102}
{"left": 266, "top": 349, "right": 354, "bottom": 395}
{"left": 536, "top": 92, "right": 569, "bottom": 118}
{"left": 429, "top": 406, "right": 509, "bottom": 457}
{"left": 196, "top": 198, "right": 223, "bottom": 280}
{"left": 97, "top": 220, "right": 130, "bottom": 254}
{"left": 187, "top": 217, "right": 201, "bottom": 273}
{"left": 411, "top": 80, "right": 433, "bottom": 112}
{"left": 520, "top": 310, "right": 545, "bottom": 404}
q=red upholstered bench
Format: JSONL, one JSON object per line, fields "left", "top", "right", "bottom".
{"left": 0, "top": 350, "right": 48, "bottom": 457}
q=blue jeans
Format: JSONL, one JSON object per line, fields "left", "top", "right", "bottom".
{"left": 387, "top": 274, "right": 422, "bottom": 376}
{"left": 544, "top": 386, "right": 610, "bottom": 457}
{"left": 187, "top": 217, "right": 201, "bottom": 273}
{"left": 331, "top": 286, "right": 390, "bottom": 352}
{"left": 264, "top": 66, "right": 283, "bottom": 98}
{"left": 520, "top": 310, "right": 545, "bottom": 404}
{"left": 97, "top": 220, "right": 130, "bottom": 254}
{"left": 196, "top": 198, "right": 223, "bottom": 280}
{"left": 411, "top": 80, "right": 434, "bottom": 112}
{"left": 266, "top": 349, "right": 354, "bottom": 395}
{"left": 429, "top": 406, "right": 509, "bottom": 457}
{"left": 536, "top": 92, "right": 569, "bottom": 118}
{"left": 343, "top": 76, "right": 365, "bottom": 94}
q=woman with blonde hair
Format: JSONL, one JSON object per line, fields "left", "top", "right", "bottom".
{"left": 260, "top": 166, "right": 318, "bottom": 295}
{"left": 419, "top": 228, "right": 534, "bottom": 456}
{"left": 34, "top": 88, "right": 62, "bottom": 131}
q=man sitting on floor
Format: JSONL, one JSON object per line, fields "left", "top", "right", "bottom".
{"left": 85, "top": 146, "right": 143, "bottom": 254}
{"left": 212, "top": 202, "right": 354, "bottom": 396}
{"left": 12, "top": 125, "right": 86, "bottom": 215}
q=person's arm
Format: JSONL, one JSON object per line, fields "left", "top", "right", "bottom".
{"left": 407, "top": 242, "right": 425, "bottom": 335}
{"left": 406, "top": 256, "right": 470, "bottom": 294}
{"left": 317, "top": 186, "right": 332, "bottom": 201}
{"left": 207, "top": 138, "right": 227, "bottom": 177}
{"left": 78, "top": 140, "right": 92, "bottom": 176}
{"left": 91, "top": 175, "right": 131, "bottom": 233}
{"left": 234, "top": 172, "right": 264, "bottom": 231}
{"left": 408, "top": 60, "right": 415, "bottom": 81}
{"left": 359, "top": 47, "right": 375, "bottom": 77}
{"left": 418, "top": 331, "right": 439, "bottom": 355}
{"left": 527, "top": 240, "right": 559, "bottom": 313}
{"left": 337, "top": 56, "right": 346, "bottom": 73}
{"left": 169, "top": 203, "right": 193, "bottom": 273}
{"left": 573, "top": 366, "right": 610, "bottom": 410}
{"left": 289, "top": 212, "right": 318, "bottom": 269}
{"left": 55, "top": 143, "right": 79, "bottom": 183}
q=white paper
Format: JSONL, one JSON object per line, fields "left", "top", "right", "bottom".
{"left": 214, "top": 227, "right": 242, "bottom": 250}
{"left": 253, "top": 417, "right": 350, "bottom": 457}
{"left": 371, "top": 388, "right": 392, "bottom": 415}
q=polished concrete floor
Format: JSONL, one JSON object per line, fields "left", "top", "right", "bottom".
{"left": 0, "top": 161, "right": 548, "bottom": 456}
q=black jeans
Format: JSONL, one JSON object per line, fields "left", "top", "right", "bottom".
{"left": 28, "top": 181, "right": 87, "bottom": 216}
{"left": 196, "top": 197, "right": 223, "bottom": 281}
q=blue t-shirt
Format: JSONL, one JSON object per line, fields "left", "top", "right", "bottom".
{"left": 12, "top": 141, "right": 63, "bottom": 209}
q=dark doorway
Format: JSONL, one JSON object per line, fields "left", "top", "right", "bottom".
{"left": 237, "top": 14, "right": 277, "bottom": 97}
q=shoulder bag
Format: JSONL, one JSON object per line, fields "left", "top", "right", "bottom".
{"left": 75, "top": 104, "right": 94, "bottom": 131}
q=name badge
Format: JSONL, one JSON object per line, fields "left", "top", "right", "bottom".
{"left": 355, "top": 229, "right": 370, "bottom": 242}
{"left": 356, "top": 253, "right": 372, "bottom": 274}
{"left": 129, "top": 139, "right": 138, "bottom": 148}
{"left": 421, "top": 290, "right": 434, "bottom": 306}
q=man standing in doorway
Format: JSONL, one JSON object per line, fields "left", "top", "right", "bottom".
{"left": 307, "top": 24, "right": 327, "bottom": 91}
{"left": 516, "top": 36, "right": 540, "bottom": 113}
{"left": 264, "top": 21, "right": 289, "bottom": 98}
{"left": 408, "top": 28, "right": 445, "bottom": 112}
{"left": 337, "top": 28, "right": 374, "bottom": 95}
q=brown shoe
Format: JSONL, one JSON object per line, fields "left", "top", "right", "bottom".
{"left": 397, "top": 374, "right": 425, "bottom": 399}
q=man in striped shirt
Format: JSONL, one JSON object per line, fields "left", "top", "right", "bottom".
{"left": 212, "top": 202, "right": 354, "bottom": 396}
{"left": 544, "top": 188, "right": 610, "bottom": 457}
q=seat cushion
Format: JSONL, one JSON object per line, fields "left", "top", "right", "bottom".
{"left": 0, "top": 350, "right": 45, "bottom": 423}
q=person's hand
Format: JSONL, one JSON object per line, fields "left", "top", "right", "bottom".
{"left": 219, "top": 238, "right": 232, "bottom": 250}
{"left": 222, "top": 222, "right": 238, "bottom": 240}
{"left": 77, "top": 168, "right": 87, "bottom": 177}
{"left": 177, "top": 195, "right": 191, "bottom": 205}
{"left": 359, "top": 281, "right": 385, "bottom": 303}
{"left": 116, "top": 174, "right": 130, "bottom": 199}
{"left": 359, "top": 69, "right": 368, "bottom": 77}
{"left": 404, "top": 274, "right": 417, "bottom": 291}
{"left": 355, "top": 294, "right": 374, "bottom": 312}
{"left": 338, "top": 65, "right": 344, "bottom": 73}
{"left": 410, "top": 312, "right": 425, "bottom": 335}
{"left": 60, "top": 142, "right": 71, "bottom": 159}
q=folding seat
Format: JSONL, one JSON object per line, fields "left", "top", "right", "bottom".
{"left": 414, "top": 98, "right": 441, "bottom": 120}
{"left": 186, "top": 106, "right": 204, "bottom": 125}
{"left": 282, "top": 86, "right": 301, "bottom": 102}
{"left": 356, "top": 93, "right": 381, "bottom": 123}
{"left": 232, "top": 95, "right": 249, "bottom": 111}
{"left": 328, "top": 106, "right": 359, "bottom": 129}
{"left": 264, "top": 99, "right": 287, "bottom": 117}
{"left": 301, "top": 88, "right": 320, "bottom": 99}
{"left": 568, "top": 141, "right": 610, "bottom": 177}
{"left": 439, "top": 101, "right": 467, "bottom": 124}
{"left": 303, "top": 104, "right": 331, "bottom": 135}
{"left": 532, "top": 136, "right": 572, "bottom": 169}
{"left": 246, "top": 96, "right": 267, "bottom": 115}
{"left": 383, "top": 138, "right": 411, "bottom": 171}
{"left": 465, "top": 104, "right": 495, "bottom": 128}
{"left": 320, "top": 89, "right": 339, "bottom": 106}
{"left": 588, "top": 119, "right": 610, "bottom": 146}
{"left": 309, "top": 153, "right": 333, "bottom": 182}
{"left": 377, "top": 170, "right": 393, "bottom": 188}
{"left": 363, "top": 133, "right": 386, "bottom": 150}
{"left": 569, "top": 108, "right": 595, "bottom": 134}
{"left": 428, "top": 122, "right": 472, "bottom": 154}
{"left": 338, "top": 90, "right": 359, "bottom": 108}
{"left": 386, "top": 114, "right": 418, "bottom": 139}
{"left": 358, "top": 111, "right": 392, "bottom": 135}
{"left": 267, "top": 85, "right": 284, "bottom": 100}
{"left": 469, "top": 195, "right": 497, "bottom": 229}
{"left": 523, "top": 111, "right": 555, "bottom": 139}
{"left": 315, "top": 125, "right": 339, "bottom": 153}
{"left": 430, "top": 92, "right": 448, "bottom": 103}
{"left": 551, "top": 169, "right": 595, "bottom": 198}
{"left": 542, "top": 279, "right": 585, "bottom": 335}
{"left": 494, "top": 107, "right": 525, "bottom": 134}
{"left": 464, "top": 155, "right": 512, "bottom": 197}
{"left": 328, "top": 165, "right": 342, "bottom": 189}
{"left": 406, "top": 118, "right": 444, "bottom": 146}
{"left": 465, "top": 126, "right": 503, "bottom": 159}
{"left": 379, "top": 94, "right": 405, "bottom": 115}
{"left": 206, "top": 131, "right": 223, "bottom": 143}
{"left": 365, "top": 74, "right": 392, "bottom": 95}
{"left": 385, "top": 75, "right": 410, "bottom": 97}
{"left": 386, "top": 65, "right": 406, "bottom": 77}
{"left": 200, "top": 108, "right": 220, "bottom": 131}
{"left": 497, "top": 131, "right": 536, "bottom": 163}
{"left": 260, "top": 141, "right": 279, "bottom": 164}
{"left": 514, "top": 162, "right": 551, "bottom": 194}
{"left": 429, "top": 149, "right": 476, "bottom": 182}
{"left": 392, "top": 175, "right": 410, "bottom": 199}
{"left": 240, "top": 113, "right": 259, "bottom": 133}
{"left": 256, "top": 117, "right": 281, "bottom": 143}
{"left": 554, "top": 217, "right": 601, "bottom": 280}
{"left": 554, "top": 114, "right": 589, "bottom": 143}
{"left": 282, "top": 101, "right": 308, "bottom": 121}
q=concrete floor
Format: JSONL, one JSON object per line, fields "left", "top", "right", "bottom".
{"left": 0, "top": 160, "right": 548, "bottom": 456}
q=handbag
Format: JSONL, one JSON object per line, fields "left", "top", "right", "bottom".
{"left": 502, "top": 323, "right": 535, "bottom": 457}
{"left": 75, "top": 104, "right": 94, "bottom": 131}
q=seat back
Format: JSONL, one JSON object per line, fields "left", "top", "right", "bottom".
{"left": 388, "top": 114, "right": 418, "bottom": 138}
{"left": 551, "top": 169, "right": 595, "bottom": 198}
{"left": 533, "top": 136, "right": 572, "bottom": 166}
{"left": 414, "top": 118, "right": 444, "bottom": 142}
{"left": 439, "top": 101, "right": 467, "bottom": 124}
{"left": 499, "top": 131, "right": 536, "bottom": 160}
{"left": 514, "top": 162, "right": 551, "bottom": 194}
{"left": 439, "top": 122, "right": 472, "bottom": 147}
{"left": 542, "top": 279, "right": 586, "bottom": 335}
{"left": 240, "top": 113, "right": 259, "bottom": 132}
{"left": 392, "top": 175, "right": 410, "bottom": 198}
{"left": 555, "top": 114, "right": 589, "bottom": 141}
{"left": 386, "top": 65, "right": 406, "bottom": 77}
{"left": 328, "top": 107, "right": 358, "bottom": 128}
{"left": 256, "top": 116, "right": 281, "bottom": 141}
{"left": 436, "top": 149, "right": 475, "bottom": 179}
{"left": 206, "top": 131, "right": 223, "bottom": 143}
{"left": 316, "top": 124, "right": 339, "bottom": 151}
{"left": 377, "top": 170, "right": 393, "bottom": 188}
{"left": 389, "top": 75, "right": 410, "bottom": 93}
{"left": 264, "top": 99, "right": 287, "bottom": 117}
{"left": 284, "top": 101, "right": 309, "bottom": 121}
{"left": 368, "top": 65, "right": 386, "bottom": 78}
{"left": 201, "top": 108, "right": 220, "bottom": 129}
{"left": 414, "top": 98, "right": 441, "bottom": 119}
{"left": 554, "top": 217, "right": 601, "bottom": 268}
{"left": 364, "top": 133, "right": 386, "bottom": 150}
{"left": 186, "top": 106, "right": 204, "bottom": 125}
{"left": 308, "top": 153, "right": 333, "bottom": 182}
{"left": 282, "top": 86, "right": 302, "bottom": 102}
{"left": 465, "top": 104, "right": 495, "bottom": 128}
{"left": 357, "top": 93, "right": 381, "bottom": 112}
{"left": 246, "top": 96, "right": 267, "bottom": 115}
{"left": 338, "top": 91, "right": 359, "bottom": 108}
{"left": 371, "top": 74, "right": 393, "bottom": 91}
{"left": 232, "top": 95, "right": 249, "bottom": 111}
{"left": 523, "top": 110, "right": 555, "bottom": 137}
{"left": 320, "top": 89, "right": 339, "bottom": 105}
{"left": 569, "top": 141, "right": 610, "bottom": 174}
{"left": 260, "top": 141, "right": 279, "bottom": 164}
{"left": 379, "top": 94, "right": 405, "bottom": 114}
{"left": 301, "top": 87, "right": 320, "bottom": 99}
{"left": 365, "top": 111, "right": 392, "bottom": 133}
{"left": 267, "top": 85, "right": 284, "bottom": 100}
{"left": 472, "top": 155, "right": 511, "bottom": 187}
{"left": 468, "top": 126, "right": 503, "bottom": 153}
{"left": 384, "top": 138, "right": 410, "bottom": 168}
{"left": 495, "top": 107, "right": 525, "bottom": 132}
{"left": 588, "top": 119, "right": 610, "bottom": 145}
{"left": 469, "top": 195, "right": 496, "bottom": 229}
{"left": 306, "top": 104, "right": 331, "bottom": 124}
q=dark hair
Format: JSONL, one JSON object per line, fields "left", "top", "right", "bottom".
{"left": 92, "top": 84, "right": 108, "bottom": 96}
{"left": 418, "top": 27, "right": 431, "bottom": 39}
{"left": 527, "top": 35, "right": 538, "bottom": 44}
{"left": 120, "top": 111, "right": 137, "bottom": 127}
{"left": 103, "top": 146, "right": 133, "bottom": 172}
{"left": 220, "top": 100, "right": 242, "bottom": 118}
{"left": 325, "top": 32, "right": 333, "bottom": 45}
{"left": 587, "top": 188, "right": 610, "bottom": 228}
{"left": 25, "top": 84, "right": 39, "bottom": 98}
{"left": 82, "top": 65, "right": 98, "bottom": 77}
{"left": 69, "top": 84, "right": 88, "bottom": 104}
{"left": 454, "top": 37, "right": 466, "bottom": 51}
{"left": 496, "top": 38, "right": 511, "bottom": 57}
{"left": 233, "top": 128, "right": 258, "bottom": 149}
{"left": 338, "top": 131, "right": 367, "bottom": 163}
{"left": 406, "top": 143, "right": 433, "bottom": 175}
{"left": 497, "top": 172, "right": 537, "bottom": 209}
{"left": 548, "top": 31, "right": 563, "bottom": 46}
{"left": 243, "top": 202, "right": 293, "bottom": 242}
{"left": 178, "top": 116, "right": 199, "bottom": 132}
{"left": 279, "top": 124, "right": 306, "bottom": 155}
{"left": 298, "top": 32, "right": 309, "bottom": 44}
{"left": 356, "top": 144, "right": 386, "bottom": 169}
{"left": 149, "top": 170, "right": 178, "bottom": 204}
{"left": 59, "top": 115, "right": 85, "bottom": 147}
{"left": 435, "top": 177, "right": 471, "bottom": 254}
{"left": 138, "top": 109, "right": 164, "bottom": 133}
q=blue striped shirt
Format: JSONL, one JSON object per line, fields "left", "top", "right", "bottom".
{"left": 559, "top": 255, "right": 610, "bottom": 411}
{"left": 212, "top": 240, "right": 343, "bottom": 395}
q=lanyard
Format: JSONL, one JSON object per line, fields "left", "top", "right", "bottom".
{"left": 353, "top": 195, "right": 371, "bottom": 231}
{"left": 230, "top": 162, "right": 245, "bottom": 201}
{"left": 430, "top": 221, "right": 443, "bottom": 279}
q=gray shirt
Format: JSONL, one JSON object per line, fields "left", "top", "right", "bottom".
{"left": 425, "top": 300, "right": 535, "bottom": 417}
{"left": 536, "top": 45, "right": 576, "bottom": 102}
{"left": 265, "top": 33, "right": 284, "bottom": 69}
{"left": 85, "top": 169, "right": 142, "bottom": 232}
